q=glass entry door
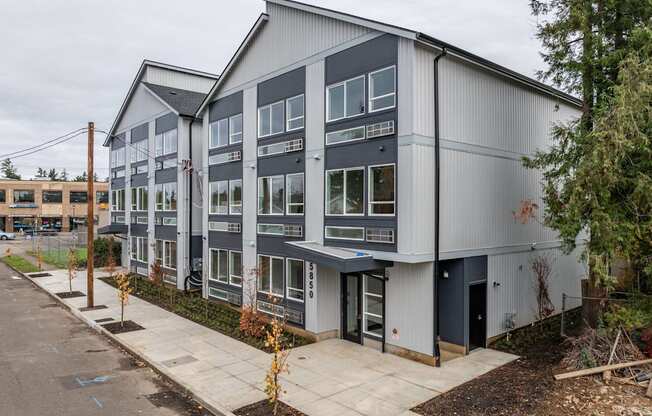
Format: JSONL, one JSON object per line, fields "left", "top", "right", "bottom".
{"left": 342, "top": 273, "right": 362, "bottom": 344}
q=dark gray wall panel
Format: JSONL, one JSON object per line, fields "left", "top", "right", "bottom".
{"left": 256, "top": 216, "right": 303, "bottom": 225}
{"left": 464, "top": 256, "right": 488, "bottom": 283}
{"left": 208, "top": 215, "right": 242, "bottom": 224}
{"left": 155, "top": 168, "right": 177, "bottom": 184}
{"left": 111, "top": 133, "right": 126, "bottom": 149}
{"left": 325, "top": 136, "right": 395, "bottom": 169}
{"left": 324, "top": 239, "right": 395, "bottom": 253}
{"left": 191, "top": 236, "right": 203, "bottom": 259}
{"left": 438, "top": 258, "right": 465, "bottom": 346}
{"left": 324, "top": 111, "right": 396, "bottom": 134}
{"left": 209, "top": 91, "right": 243, "bottom": 122}
{"left": 257, "top": 66, "right": 305, "bottom": 106}
{"left": 130, "top": 123, "right": 148, "bottom": 142}
{"left": 131, "top": 260, "right": 148, "bottom": 270}
{"left": 208, "top": 143, "right": 242, "bottom": 156}
{"left": 111, "top": 177, "right": 125, "bottom": 189}
{"left": 207, "top": 280, "right": 243, "bottom": 297}
{"left": 155, "top": 113, "right": 177, "bottom": 134}
{"left": 258, "top": 153, "right": 305, "bottom": 176}
{"left": 325, "top": 34, "right": 397, "bottom": 85}
{"left": 209, "top": 162, "right": 243, "bottom": 181}
{"left": 129, "top": 224, "right": 147, "bottom": 236}
{"left": 208, "top": 231, "right": 242, "bottom": 250}
{"left": 131, "top": 173, "right": 148, "bottom": 187}
{"left": 257, "top": 235, "right": 304, "bottom": 257}
{"left": 155, "top": 225, "right": 178, "bottom": 240}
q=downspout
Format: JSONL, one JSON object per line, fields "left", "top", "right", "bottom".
{"left": 188, "top": 118, "right": 194, "bottom": 275}
{"left": 433, "top": 47, "right": 447, "bottom": 368}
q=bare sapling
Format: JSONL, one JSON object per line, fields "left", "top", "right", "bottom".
{"left": 240, "top": 268, "right": 266, "bottom": 338}
{"left": 115, "top": 272, "right": 133, "bottom": 328}
{"left": 531, "top": 254, "right": 555, "bottom": 322}
{"left": 36, "top": 241, "right": 43, "bottom": 272}
{"left": 150, "top": 259, "right": 164, "bottom": 301}
{"left": 264, "top": 297, "right": 291, "bottom": 415}
{"left": 67, "top": 247, "right": 77, "bottom": 294}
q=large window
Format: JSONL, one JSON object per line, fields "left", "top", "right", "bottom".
{"left": 69, "top": 191, "right": 87, "bottom": 203}
{"left": 258, "top": 175, "right": 284, "bottom": 215}
{"left": 258, "top": 101, "right": 284, "bottom": 138}
{"left": 229, "top": 179, "right": 242, "bottom": 215}
{"left": 130, "top": 140, "right": 148, "bottom": 163}
{"left": 368, "top": 66, "right": 396, "bottom": 112}
{"left": 0, "top": 190, "right": 5, "bottom": 203}
{"left": 229, "top": 114, "right": 243, "bottom": 144}
{"left": 111, "top": 189, "right": 125, "bottom": 211}
{"left": 325, "top": 226, "right": 365, "bottom": 241}
{"left": 155, "top": 129, "right": 178, "bottom": 156}
{"left": 209, "top": 181, "right": 228, "bottom": 214}
{"left": 258, "top": 255, "right": 284, "bottom": 297}
{"left": 111, "top": 147, "right": 126, "bottom": 168}
{"left": 326, "top": 75, "right": 365, "bottom": 122}
{"left": 130, "top": 236, "right": 148, "bottom": 263}
{"left": 13, "top": 190, "right": 34, "bottom": 203}
{"left": 326, "top": 168, "right": 364, "bottom": 215}
{"left": 155, "top": 183, "right": 177, "bottom": 211}
{"left": 230, "top": 251, "right": 242, "bottom": 286}
{"left": 368, "top": 164, "right": 395, "bottom": 215}
{"left": 286, "top": 173, "right": 304, "bottom": 215}
{"left": 363, "top": 275, "right": 384, "bottom": 337}
{"left": 96, "top": 191, "right": 109, "bottom": 203}
{"left": 286, "top": 258, "right": 304, "bottom": 302}
{"left": 42, "top": 190, "right": 62, "bottom": 203}
{"left": 131, "top": 187, "right": 148, "bottom": 211}
{"left": 209, "top": 118, "right": 229, "bottom": 148}
{"left": 286, "top": 94, "right": 304, "bottom": 131}
{"left": 154, "top": 239, "right": 176, "bottom": 270}
{"left": 209, "top": 248, "right": 229, "bottom": 283}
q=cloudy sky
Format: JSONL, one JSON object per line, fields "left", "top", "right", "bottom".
{"left": 0, "top": 0, "right": 545, "bottom": 180}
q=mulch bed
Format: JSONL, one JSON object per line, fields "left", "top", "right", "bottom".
{"left": 102, "top": 320, "right": 145, "bottom": 334}
{"left": 234, "top": 400, "right": 305, "bottom": 416}
{"left": 55, "top": 291, "right": 86, "bottom": 299}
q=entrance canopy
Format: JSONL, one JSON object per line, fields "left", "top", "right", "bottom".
{"left": 285, "top": 241, "right": 392, "bottom": 273}
{"left": 98, "top": 224, "right": 127, "bottom": 235}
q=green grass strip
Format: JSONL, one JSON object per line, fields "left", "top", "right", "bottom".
{"left": 1, "top": 255, "right": 39, "bottom": 273}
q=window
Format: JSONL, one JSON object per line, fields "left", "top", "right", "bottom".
{"left": 366, "top": 120, "right": 395, "bottom": 138}
{"left": 229, "top": 179, "right": 242, "bottom": 215}
{"left": 286, "top": 94, "right": 304, "bottom": 131}
{"left": 258, "top": 139, "right": 303, "bottom": 157}
{"left": 326, "top": 126, "right": 365, "bottom": 145}
{"left": 209, "top": 151, "right": 241, "bottom": 165}
{"left": 209, "top": 118, "right": 229, "bottom": 148}
{"left": 326, "top": 75, "right": 365, "bottom": 122}
{"left": 131, "top": 187, "right": 148, "bottom": 211}
{"left": 208, "top": 221, "right": 241, "bottom": 233}
{"left": 209, "top": 248, "right": 229, "bottom": 283}
{"left": 155, "top": 129, "right": 178, "bottom": 156}
{"left": 368, "top": 66, "right": 396, "bottom": 112}
{"left": 129, "top": 236, "right": 148, "bottom": 263}
{"left": 286, "top": 258, "right": 304, "bottom": 302}
{"left": 130, "top": 140, "right": 148, "bottom": 163}
{"left": 113, "top": 215, "right": 125, "bottom": 224}
{"left": 325, "top": 226, "right": 365, "bottom": 241}
{"left": 363, "top": 275, "right": 384, "bottom": 337}
{"left": 155, "top": 183, "right": 177, "bottom": 211}
{"left": 230, "top": 251, "right": 242, "bottom": 286}
{"left": 13, "top": 190, "right": 35, "bottom": 203}
{"left": 155, "top": 240, "right": 163, "bottom": 264}
{"left": 42, "top": 190, "right": 62, "bottom": 203}
{"left": 112, "top": 169, "right": 125, "bottom": 178}
{"left": 366, "top": 228, "right": 395, "bottom": 244}
{"left": 137, "top": 216, "right": 148, "bottom": 224}
{"left": 163, "top": 217, "right": 176, "bottom": 226}
{"left": 131, "top": 164, "right": 148, "bottom": 175}
{"left": 258, "top": 101, "right": 284, "bottom": 137}
{"left": 230, "top": 114, "right": 243, "bottom": 144}
{"left": 164, "top": 240, "right": 176, "bottom": 270}
{"left": 96, "top": 191, "right": 109, "bottom": 203}
{"left": 369, "top": 164, "right": 395, "bottom": 215}
{"left": 209, "top": 287, "right": 228, "bottom": 301}
{"left": 111, "top": 147, "right": 126, "bottom": 168}
{"left": 111, "top": 189, "right": 125, "bottom": 211}
{"left": 326, "top": 168, "right": 364, "bottom": 215}
{"left": 69, "top": 191, "right": 87, "bottom": 203}
{"left": 257, "top": 223, "right": 284, "bottom": 235}
{"left": 258, "top": 175, "right": 284, "bottom": 215}
{"left": 0, "top": 190, "right": 4, "bottom": 203}
{"left": 286, "top": 173, "right": 304, "bottom": 215}
{"left": 209, "top": 181, "right": 228, "bottom": 215}
{"left": 257, "top": 255, "right": 284, "bottom": 297}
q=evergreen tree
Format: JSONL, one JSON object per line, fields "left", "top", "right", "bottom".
{"left": 35, "top": 167, "right": 47, "bottom": 178}
{"left": 73, "top": 171, "right": 88, "bottom": 182}
{"left": 47, "top": 168, "right": 59, "bottom": 181}
{"left": 1, "top": 158, "right": 21, "bottom": 180}
{"left": 60, "top": 168, "right": 68, "bottom": 181}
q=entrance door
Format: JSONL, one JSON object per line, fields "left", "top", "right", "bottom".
{"left": 342, "top": 273, "right": 362, "bottom": 344}
{"left": 468, "top": 282, "right": 487, "bottom": 350}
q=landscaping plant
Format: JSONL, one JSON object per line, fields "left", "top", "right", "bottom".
{"left": 264, "top": 302, "right": 291, "bottom": 416}
{"left": 240, "top": 276, "right": 266, "bottom": 338}
{"left": 149, "top": 258, "right": 164, "bottom": 301}
{"left": 67, "top": 247, "right": 77, "bottom": 294}
{"left": 35, "top": 241, "right": 43, "bottom": 272}
{"left": 114, "top": 272, "right": 133, "bottom": 328}
{"left": 530, "top": 254, "right": 555, "bottom": 322}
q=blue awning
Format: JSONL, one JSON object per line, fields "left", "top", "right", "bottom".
{"left": 285, "top": 241, "right": 392, "bottom": 273}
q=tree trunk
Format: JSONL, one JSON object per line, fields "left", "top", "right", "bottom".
{"left": 121, "top": 302, "right": 124, "bottom": 328}
{"left": 581, "top": 0, "right": 595, "bottom": 133}
{"left": 582, "top": 274, "right": 606, "bottom": 328}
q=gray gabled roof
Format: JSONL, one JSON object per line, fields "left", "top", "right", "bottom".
{"left": 142, "top": 82, "right": 207, "bottom": 117}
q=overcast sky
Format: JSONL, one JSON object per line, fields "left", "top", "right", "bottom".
{"left": 0, "top": 0, "right": 545, "bottom": 179}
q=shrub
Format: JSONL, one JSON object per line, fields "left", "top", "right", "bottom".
{"left": 603, "top": 295, "right": 652, "bottom": 331}
{"left": 76, "top": 238, "right": 121, "bottom": 268}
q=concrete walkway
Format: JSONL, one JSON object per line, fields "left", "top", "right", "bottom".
{"left": 27, "top": 269, "right": 518, "bottom": 416}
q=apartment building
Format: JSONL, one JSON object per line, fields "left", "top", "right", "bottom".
{"left": 105, "top": 0, "right": 587, "bottom": 364}
{"left": 100, "top": 61, "right": 218, "bottom": 288}
{"left": 0, "top": 178, "right": 108, "bottom": 232}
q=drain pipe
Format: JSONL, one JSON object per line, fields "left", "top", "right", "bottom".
{"left": 433, "top": 47, "right": 447, "bottom": 368}
{"left": 188, "top": 118, "right": 194, "bottom": 275}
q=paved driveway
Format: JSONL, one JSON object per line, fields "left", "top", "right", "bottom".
{"left": 29, "top": 269, "right": 518, "bottom": 416}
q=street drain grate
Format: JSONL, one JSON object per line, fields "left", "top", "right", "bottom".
{"left": 95, "top": 318, "right": 114, "bottom": 323}
{"left": 27, "top": 272, "right": 52, "bottom": 278}
{"left": 80, "top": 305, "right": 108, "bottom": 312}
{"left": 55, "top": 291, "right": 86, "bottom": 299}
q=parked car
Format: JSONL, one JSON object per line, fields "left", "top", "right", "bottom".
{"left": 0, "top": 231, "right": 16, "bottom": 240}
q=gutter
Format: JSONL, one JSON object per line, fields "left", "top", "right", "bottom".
{"left": 433, "top": 47, "right": 447, "bottom": 368}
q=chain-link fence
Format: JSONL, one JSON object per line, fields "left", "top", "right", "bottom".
{"left": 30, "top": 230, "right": 88, "bottom": 266}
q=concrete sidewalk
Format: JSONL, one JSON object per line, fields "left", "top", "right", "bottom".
{"left": 27, "top": 269, "right": 518, "bottom": 416}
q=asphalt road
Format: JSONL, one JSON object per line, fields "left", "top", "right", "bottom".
{"left": 0, "top": 261, "right": 212, "bottom": 416}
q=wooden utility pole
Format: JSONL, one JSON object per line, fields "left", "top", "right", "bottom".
{"left": 87, "top": 122, "right": 95, "bottom": 308}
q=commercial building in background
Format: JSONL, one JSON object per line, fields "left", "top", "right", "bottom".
{"left": 0, "top": 178, "right": 109, "bottom": 233}
{"left": 103, "top": 0, "right": 587, "bottom": 364}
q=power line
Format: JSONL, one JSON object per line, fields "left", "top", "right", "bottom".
{"left": 0, "top": 130, "right": 88, "bottom": 160}
{"left": 0, "top": 127, "right": 88, "bottom": 159}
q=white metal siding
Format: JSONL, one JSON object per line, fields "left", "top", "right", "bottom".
{"left": 241, "top": 86, "right": 258, "bottom": 304}
{"left": 219, "top": 2, "right": 373, "bottom": 94}
{"left": 304, "top": 60, "right": 325, "bottom": 243}
{"left": 413, "top": 46, "right": 435, "bottom": 138}
{"left": 144, "top": 67, "right": 216, "bottom": 93}
{"left": 116, "top": 84, "right": 170, "bottom": 133}
{"left": 316, "top": 266, "right": 340, "bottom": 334}
{"left": 487, "top": 246, "right": 585, "bottom": 338}
{"left": 176, "top": 117, "right": 190, "bottom": 288}
{"left": 438, "top": 56, "right": 578, "bottom": 155}
{"left": 385, "top": 262, "right": 434, "bottom": 355}
{"left": 191, "top": 121, "right": 203, "bottom": 235}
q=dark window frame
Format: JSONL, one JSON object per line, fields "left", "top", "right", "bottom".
{"left": 13, "top": 190, "right": 35, "bottom": 203}
{"left": 69, "top": 191, "right": 88, "bottom": 203}
{"left": 42, "top": 190, "right": 63, "bottom": 203}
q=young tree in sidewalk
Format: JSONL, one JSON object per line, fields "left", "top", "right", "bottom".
{"left": 67, "top": 247, "right": 77, "bottom": 294}
{"left": 264, "top": 299, "right": 291, "bottom": 416}
{"left": 114, "top": 272, "right": 133, "bottom": 328}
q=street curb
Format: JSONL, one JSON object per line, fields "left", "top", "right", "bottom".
{"left": 20, "top": 270, "right": 236, "bottom": 416}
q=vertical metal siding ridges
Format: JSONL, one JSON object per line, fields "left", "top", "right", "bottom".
{"left": 145, "top": 67, "right": 215, "bottom": 94}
